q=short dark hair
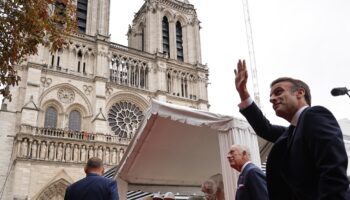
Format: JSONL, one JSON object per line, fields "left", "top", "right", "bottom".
{"left": 86, "top": 157, "right": 103, "bottom": 169}
{"left": 270, "top": 77, "right": 311, "bottom": 105}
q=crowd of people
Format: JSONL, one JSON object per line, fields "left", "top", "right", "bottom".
{"left": 64, "top": 59, "right": 350, "bottom": 200}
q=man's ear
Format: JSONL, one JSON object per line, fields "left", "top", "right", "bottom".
{"left": 296, "top": 88, "right": 305, "bottom": 98}
{"left": 84, "top": 167, "right": 88, "bottom": 174}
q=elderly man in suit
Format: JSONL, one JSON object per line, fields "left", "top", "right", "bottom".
{"left": 234, "top": 59, "right": 350, "bottom": 199}
{"left": 227, "top": 144, "right": 268, "bottom": 200}
{"left": 64, "top": 157, "right": 119, "bottom": 200}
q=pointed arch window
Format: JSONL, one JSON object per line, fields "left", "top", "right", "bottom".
{"left": 69, "top": 110, "right": 81, "bottom": 131}
{"left": 77, "top": 0, "right": 88, "bottom": 33}
{"left": 162, "top": 16, "right": 170, "bottom": 57}
{"left": 77, "top": 51, "right": 83, "bottom": 72}
{"left": 44, "top": 107, "right": 57, "bottom": 128}
{"left": 176, "top": 21, "right": 184, "bottom": 61}
{"left": 141, "top": 26, "right": 145, "bottom": 51}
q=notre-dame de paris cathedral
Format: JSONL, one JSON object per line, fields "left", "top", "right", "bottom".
{"left": 0, "top": 0, "right": 209, "bottom": 199}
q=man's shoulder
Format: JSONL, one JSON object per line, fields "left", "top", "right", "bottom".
{"left": 304, "top": 105, "right": 335, "bottom": 115}
{"left": 245, "top": 163, "right": 265, "bottom": 176}
{"left": 302, "top": 106, "right": 337, "bottom": 121}
{"left": 87, "top": 174, "right": 114, "bottom": 182}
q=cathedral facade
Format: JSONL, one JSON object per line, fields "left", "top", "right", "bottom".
{"left": 0, "top": 0, "right": 209, "bottom": 199}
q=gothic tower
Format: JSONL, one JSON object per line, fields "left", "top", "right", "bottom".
{"left": 128, "top": 0, "right": 202, "bottom": 64}
{"left": 0, "top": 0, "right": 209, "bottom": 199}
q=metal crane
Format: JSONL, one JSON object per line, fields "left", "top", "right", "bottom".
{"left": 241, "top": 0, "right": 261, "bottom": 108}
{"left": 241, "top": 0, "right": 273, "bottom": 167}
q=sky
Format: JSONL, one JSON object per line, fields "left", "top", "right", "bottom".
{"left": 109, "top": 0, "right": 350, "bottom": 126}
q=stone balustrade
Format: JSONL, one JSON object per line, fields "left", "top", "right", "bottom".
{"left": 19, "top": 124, "right": 131, "bottom": 145}
{"left": 15, "top": 125, "right": 130, "bottom": 165}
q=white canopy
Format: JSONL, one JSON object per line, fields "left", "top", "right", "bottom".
{"left": 116, "top": 100, "right": 261, "bottom": 200}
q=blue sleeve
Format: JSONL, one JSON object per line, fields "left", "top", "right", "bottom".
{"left": 240, "top": 102, "right": 286, "bottom": 142}
{"left": 245, "top": 168, "right": 269, "bottom": 200}
{"left": 109, "top": 179, "right": 119, "bottom": 200}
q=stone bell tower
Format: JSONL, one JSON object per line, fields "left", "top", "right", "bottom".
{"left": 128, "top": 0, "right": 202, "bottom": 65}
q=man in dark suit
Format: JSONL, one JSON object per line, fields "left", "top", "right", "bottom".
{"left": 227, "top": 144, "right": 269, "bottom": 200}
{"left": 64, "top": 157, "right": 119, "bottom": 200}
{"left": 234, "top": 59, "right": 349, "bottom": 200}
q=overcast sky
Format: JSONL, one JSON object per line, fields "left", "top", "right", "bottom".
{"left": 109, "top": 0, "right": 350, "bottom": 126}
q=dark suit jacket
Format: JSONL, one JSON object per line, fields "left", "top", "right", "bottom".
{"left": 64, "top": 173, "right": 119, "bottom": 200}
{"left": 241, "top": 103, "right": 349, "bottom": 200}
{"left": 236, "top": 162, "right": 269, "bottom": 200}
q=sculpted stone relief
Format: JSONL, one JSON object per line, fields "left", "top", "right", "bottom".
{"left": 81, "top": 145, "right": 87, "bottom": 162}
{"left": 65, "top": 144, "right": 71, "bottom": 161}
{"left": 57, "top": 143, "right": 63, "bottom": 161}
{"left": 40, "top": 77, "right": 52, "bottom": 87}
{"left": 57, "top": 87, "right": 75, "bottom": 104}
{"left": 73, "top": 144, "right": 79, "bottom": 162}
{"left": 111, "top": 148, "right": 117, "bottom": 164}
{"left": 20, "top": 139, "right": 28, "bottom": 157}
{"left": 17, "top": 138, "right": 120, "bottom": 165}
{"left": 31, "top": 141, "right": 38, "bottom": 158}
{"left": 40, "top": 142, "right": 47, "bottom": 160}
{"left": 49, "top": 142, "right": 55, "bottom": 160}
{"left": 97, "top": 146, "right": 103, "bottom": 159}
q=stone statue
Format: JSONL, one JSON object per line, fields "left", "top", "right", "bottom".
{"left": 40, "top": 142, "right": 47, "bottom": 160}
{"left": 65, "top": 144, "right": 71, "bottom": 161}
{"left": 73, "top": 144, "right": 79, "bottom": 162}
{"left": 21, "top": 139, "right": 28, "bottom": 157}
{"left": 97, "top": 147, "right": 103, "bottom": 159}
{"left": 111, "top": 149, "right": 117, "bottom": 164}
{"left": 80, "top": 145, "right": 86, "bottom": 162}
{"left": 119, "top": 148, "right": 125, "bottom": 162}
{"left": 57, "top": 143, "right": 63, "bottom": 161}
{"left": 88, "top": 146, "right": 94, "bottom": 159}
{"left": 105, "top": 148, "right": 110, "bottom": 164}
{"left": 48, "top": 143, "right": 55, "bottom": 160}
{"left": 31, "top": 141, "right": 38, "bottom": 158}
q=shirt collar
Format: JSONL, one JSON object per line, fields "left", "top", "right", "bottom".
{"left": 87, "top": 172, "right": 100, "bottom": 177}
{"left": 241, "top": 161, "right": 252, "bottom": 172}
{"left": 291, "top": 106, "right": 309, "bottom": 126}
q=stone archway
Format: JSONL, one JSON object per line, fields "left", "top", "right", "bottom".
{"left": 35, "top": 178, "right": 70, "bottom": 200}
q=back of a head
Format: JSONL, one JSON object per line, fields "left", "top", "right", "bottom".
{"left": 86, "top": 157, "right": 103, "bottom": 168}
{"left": 85, "top": 157, "right": 104, "bottom": 174}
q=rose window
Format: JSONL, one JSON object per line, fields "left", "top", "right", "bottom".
{"left": 108, "top": 101, "right": 144, "bottom": 138}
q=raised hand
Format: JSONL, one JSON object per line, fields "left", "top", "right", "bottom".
{"left": 234, "top": 59, "right": 250, "bottom": 101}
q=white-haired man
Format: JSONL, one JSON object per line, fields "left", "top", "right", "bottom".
{"left": 227, "top": 144, "right": 268, "bottom": 200}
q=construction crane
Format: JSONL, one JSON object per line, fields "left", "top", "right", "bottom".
{"left": 241, "top": 0, "right": 261, "bottom": 108}
{"left": 241, "top": 0, "right": 273, "bottom": 167}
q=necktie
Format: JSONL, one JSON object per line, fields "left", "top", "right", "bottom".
{"left": 287, "top": 125, "right": 296, "bottom": 147}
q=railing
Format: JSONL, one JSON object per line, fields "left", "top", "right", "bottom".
{"left": 109, "top": 42, "right": 154, "bottom": 58}
{"left": 19, "top": 124, "right": 131, "bottom": 145}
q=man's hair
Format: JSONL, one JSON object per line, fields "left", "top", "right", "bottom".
{"left": 270, "top": 77, "right": 311, "bottom": 105}
{"left": 232, "top": 144, "right": 251, "bottom": 160}
{"left": 86, "top": 157, "right": 103, "bottom": 169}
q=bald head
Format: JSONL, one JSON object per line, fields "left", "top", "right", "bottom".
{"left": 226, "top": 144, "right": 251, "bottom": 172}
